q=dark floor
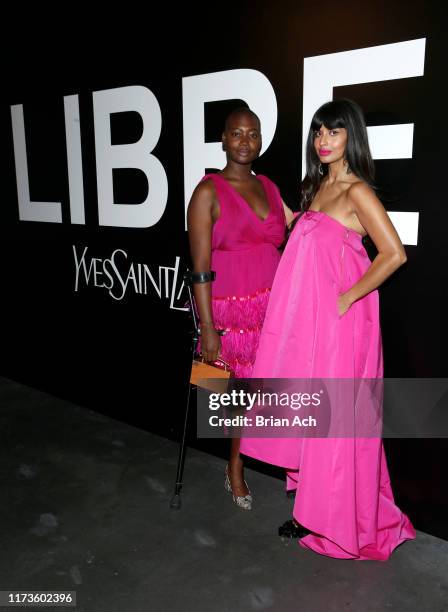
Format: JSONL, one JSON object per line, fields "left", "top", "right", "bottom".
{"left": 1, "top": 377, "right": 447, "bottom": 612}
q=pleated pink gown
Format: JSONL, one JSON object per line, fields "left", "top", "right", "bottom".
{"left": 240, "top": 210, "right": 416, "bottom": 560}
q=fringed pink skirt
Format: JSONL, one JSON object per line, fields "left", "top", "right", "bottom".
{"left": 212, "top": 288, "right": 270, "bottom": 378}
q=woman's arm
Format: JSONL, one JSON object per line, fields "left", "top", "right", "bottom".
{"left": 282, "top": 199, "right": 295, "bottom": 227}
{"left": 338, "top": 182, "right": 407, "bottom": 316}
{"left": 187, "top": 180, "right": 221, "bottom": 361}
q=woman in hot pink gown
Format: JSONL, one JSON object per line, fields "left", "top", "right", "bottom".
{"left": 240, "top": 99, "right": 416, "bottom": 560}
{"left": 187, "top": 107, "right": 292, "bottom": 509}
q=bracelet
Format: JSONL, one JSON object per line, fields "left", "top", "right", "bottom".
{"left": 198, "top": 321, "right": 217, "bottom": 336}
{"left": 188, "top": 270, "right": 216, "bottom": 284}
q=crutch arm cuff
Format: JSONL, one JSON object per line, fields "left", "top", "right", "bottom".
{"left": 185, "top": 270, "right": 216, "bottom": 284}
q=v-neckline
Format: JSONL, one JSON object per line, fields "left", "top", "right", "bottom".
{"left": 216, "top": 173, "right": 271, "bottom": 223}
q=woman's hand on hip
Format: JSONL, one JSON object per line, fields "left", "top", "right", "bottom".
{"left": 337, "top": 293, "right": 352, "bottom": 317}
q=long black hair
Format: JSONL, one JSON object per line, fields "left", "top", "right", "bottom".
{"left": 288, "top": 99, "right": 375, "bottom": 237}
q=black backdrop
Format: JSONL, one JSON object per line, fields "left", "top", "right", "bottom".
{"left": 1, "top": 1, "right": 447, "bottom": 538}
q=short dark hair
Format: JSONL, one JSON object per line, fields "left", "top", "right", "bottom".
{"left": 224, "top": 107, "right": 261, "bottom": 130}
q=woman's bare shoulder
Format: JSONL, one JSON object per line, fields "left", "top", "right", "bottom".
{"left": 346, "top": 180, "right": 375, "bottom": 200}
{"left": 192, "top": 177, "right": 217, "bottom": 199}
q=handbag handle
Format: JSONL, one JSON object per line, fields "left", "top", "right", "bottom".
{"left": 196, "top": 355, "right": 231, "bottom": 371}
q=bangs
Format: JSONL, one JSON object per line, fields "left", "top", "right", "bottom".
{"left": 310, "top": 103, "right": 346, "bottom": 131}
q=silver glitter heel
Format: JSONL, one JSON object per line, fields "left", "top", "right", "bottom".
{"left": 224, "top": 464, "right": 252, "bottom": 510}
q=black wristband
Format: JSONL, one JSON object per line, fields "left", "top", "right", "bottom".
{"left": 188, "top": 270, "right": 216, "bottom": 284}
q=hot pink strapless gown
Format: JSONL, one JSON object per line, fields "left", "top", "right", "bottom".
{"left": 240, "top": 210, "right": 416, "bottom": 560}
{"left": 202, "top": 173, "right": 285, "bottom": 377}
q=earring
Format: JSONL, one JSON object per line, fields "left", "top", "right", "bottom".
{"left": 318, "top": 163, "right": 323, "bottom": 176}
{"left": 343, "top": 159, "right": 352, "bottom": 174}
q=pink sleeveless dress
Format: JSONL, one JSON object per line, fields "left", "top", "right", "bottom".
{"left": 202, "top": 173, "right": 285, "bottom": 377}
{"left": 240, "top": 210, "right": 416, "bottom": 560}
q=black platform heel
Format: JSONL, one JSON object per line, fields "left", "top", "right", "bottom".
{"left": 278, "top": 519, "right": 310, "bottom": 539}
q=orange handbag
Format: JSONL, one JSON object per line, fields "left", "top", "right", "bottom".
{"left": 190, "top": 357, "right": 232, "bottom": 393}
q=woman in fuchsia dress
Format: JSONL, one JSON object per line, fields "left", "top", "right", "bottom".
{"left": 187, "top": 107, "right": 293, "bottom": 510}
{"left": 240, "top": 99, "right": 415, "bottom": 559}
